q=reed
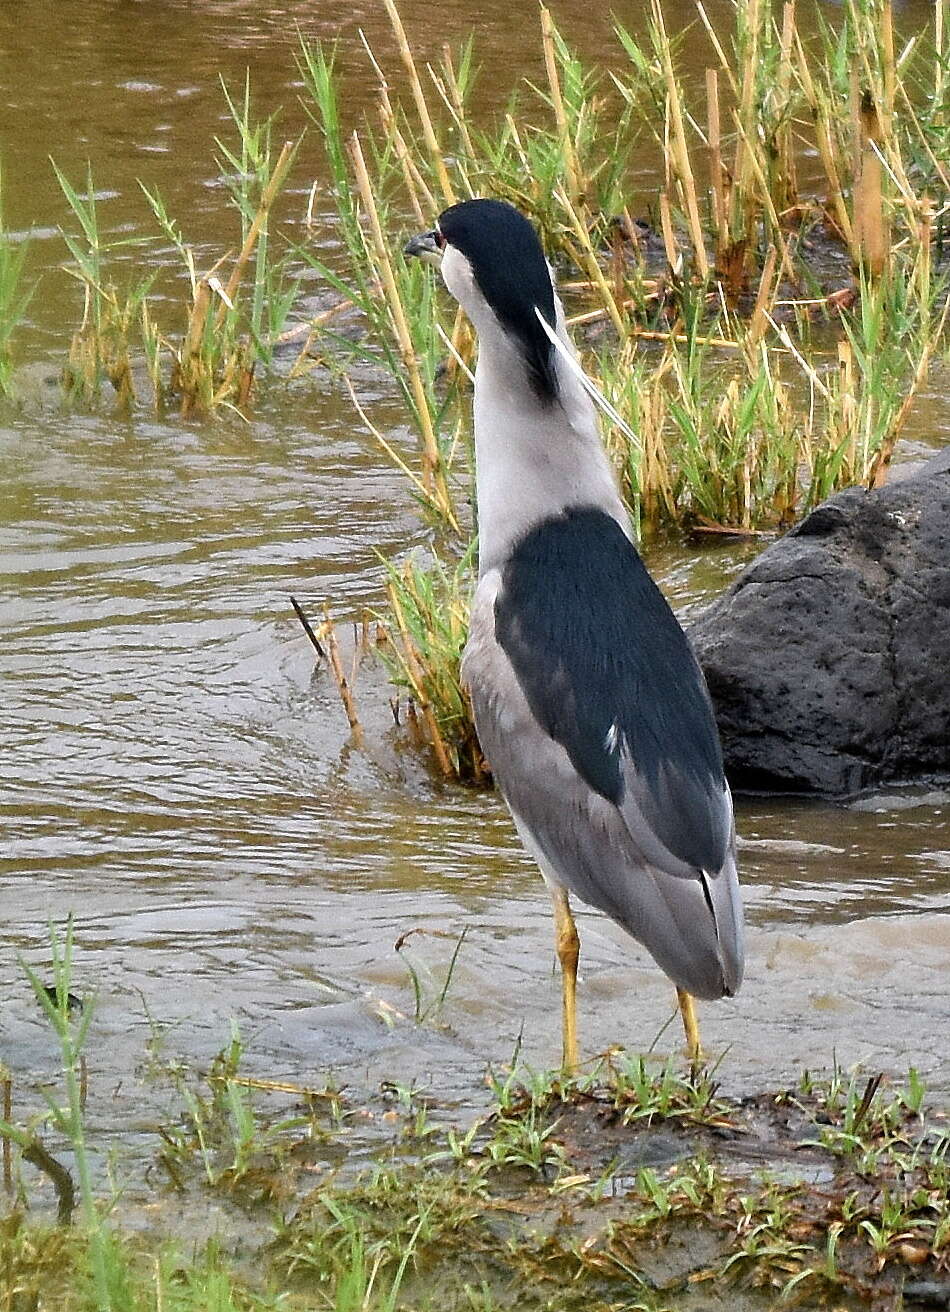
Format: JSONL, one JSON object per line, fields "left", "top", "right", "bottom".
{"left": 379, "top": 545, "right": 484, "bottom": 781}
{"left": 52, "top": 160, "right": 156, "bottom": 409}
{"left": 49, "top": 81, "right": 300, "bottom": 415}
{"left": 297, "top": 39, "right": 466, "bottom": 534}
{"left": 306, "top": 0, "right": 947, "bottom": 531}
{"left": 142, "top": 78, "right": 301, "bottom": 416}
{"left": 0, "top": 168, "right": 33, "bottom": 399}
{"left": 296, "top": 0, "right": 949, "bottom": 777}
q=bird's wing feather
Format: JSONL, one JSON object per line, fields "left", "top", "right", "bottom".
{"left": 491, "top": 507, "right": 731, "bottom": 873}
{"left": 463, "top": 509, "right": 743, "bottom": 998}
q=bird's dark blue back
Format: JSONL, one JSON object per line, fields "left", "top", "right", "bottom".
{"left": 494, "top": 506, "right": 729, "bottom": 873}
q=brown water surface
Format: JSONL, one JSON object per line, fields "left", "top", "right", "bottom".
{"left": 1, "top": 0, "right": 948, "bottom": 1157}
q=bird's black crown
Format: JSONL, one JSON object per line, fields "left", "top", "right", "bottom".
{"left": 438, "top": 198, "right": 559, "bottom": 401}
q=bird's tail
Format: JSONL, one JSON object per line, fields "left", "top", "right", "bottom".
{"left": 600, "top": 847, "right": 744, "bottom": 1002}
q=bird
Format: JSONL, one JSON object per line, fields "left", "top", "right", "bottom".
{"left": 404, "top": 198, "right": 743, "bottom": 1070}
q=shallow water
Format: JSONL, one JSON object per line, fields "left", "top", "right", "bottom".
{"left": 1, "top": 0, "right": 948, "bottom": 1156}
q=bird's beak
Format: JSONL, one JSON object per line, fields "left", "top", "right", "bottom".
{"left": 403, "top": 229, "right": 443, "bottom": 267}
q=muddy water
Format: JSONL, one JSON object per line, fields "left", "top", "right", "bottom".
{"left": 1, "top": 0, "right": 948, "bottom": 1154}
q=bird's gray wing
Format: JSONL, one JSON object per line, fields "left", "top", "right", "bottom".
{"left": 463, "top": 513, "right": 743, "bottom": 999}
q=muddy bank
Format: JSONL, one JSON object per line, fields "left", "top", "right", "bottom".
{"left": 4, "top": 1025, "right": 948, "bottom": 1311}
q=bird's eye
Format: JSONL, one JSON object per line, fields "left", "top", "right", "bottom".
{"left": 435, "top": 229, "right": 446, "bottom": 250}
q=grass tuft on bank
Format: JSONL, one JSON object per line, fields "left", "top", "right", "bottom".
{"left": 2, "top": 928, "right": 948, "bottom": 1311}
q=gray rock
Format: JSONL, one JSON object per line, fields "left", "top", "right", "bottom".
{"left": 689, "top": 449, "right": 950, "bottom": 795}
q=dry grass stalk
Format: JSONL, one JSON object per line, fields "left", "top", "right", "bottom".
{"left": 566, "top": 299, "right": 757, "bottom": 351}
{"left": 224, "top": 1074, "right": 341, "bottom": 1099}
{"left": 540, "top": 6, "right": 583, "bottom": 206}
{"left": 362, "top": 30, "right": 435, "bottom": 225}
{"left": 217, "top": 139, "right": 297, "bottom": 321}
{"left": 731, "top": 0, "right": 761, "bottom": 243}
{"left": 707, "top": 57, "right": 749, "bottom": 299}
{"left": 653, "top": 0, "right": 709, "bottom": 278}
{"left": 383, "top": 104, "right": 432, "bottom": 227}
{"left": 321, "top": 608, "right": 364, "bottom": 745}
{"left": 729, "top": 112, "right": 798, "bottom": 291}
{"left": 387, "top": 579, "right": 455, "bottom": 778}
{"left": 774, "top": 1, "right": 799, "bottom": 212}
{"left": 140, "top": 301, "right": 164, "bottom": 406}
{"left": 638, "top": 358, "right": 675, "bottom": 529}
{"left": 794, "top": 32, "right": 854, "bottom": 246}
{"left": 747, "top": 246, "right": 779, "bottom": 345}
{"left": 440, "top": 43, "right": 477, "bottom": 163}
{"left": 880, "top": 1, "right": 896, "bottom": 137}
{"left": 837, "top": 338, "right": 858, "bottom": 473}
{"left": 658, "top": 191, "right": 680, "bottom": 273}
{"left": 282, "top": 299, "right": 353, "bottom": 374}
{"left": 556, "top": 188, "right": 625, "bottom": 337}
{"left": 854, "top": 90, "right": 888, "bottom": 277}
{"left": 706, "top": 69, "right": 727, "bottom": 247}
{"left": 383, "top": 0, "right": 456, "bottom": 206}
{"left": 179, "top": 276, "right": 214, "bottom": 416}
{"left": 347, "top": 130, "right": 458, "bottom": 530}
{"left": 936, "top": 0, "right": 946, "bottom": 127}
{"left": 694, "top": 0, "right": 737, "bottom": 96}
{"left": 341, "top": 373, "right": 442, "bottom": 512}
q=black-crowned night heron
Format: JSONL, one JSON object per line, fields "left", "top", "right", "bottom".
{"left": 405, "top": 198, "right": 743, "bottom": 1070}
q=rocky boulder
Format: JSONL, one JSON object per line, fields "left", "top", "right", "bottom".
{"left": 689, "top": 449, "right": 950, "bottom": 795}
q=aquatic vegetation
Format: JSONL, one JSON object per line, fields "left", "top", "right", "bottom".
{"left": 3, "top": 2, "right": 948, "bottom": 773}
{"left": 52, "top": 159, "right": 157, "bottom": 410}
{"left": 295, "top": 37, "right": 462, "bottom": 532}
{"left": 304, "top": 0, "right": 949, "bottom": 528}
{"left": 0, "top": 168, "right": 33, "bottom": 400}
{"left": 393, "top": 926, "right": 470, "bottom": 1026}
{"left": 292, "top": 0, "right": 950, "bottom": 776}
{"left": 3, "top": 943, "right": 949, "bottom": 1311}
{"left": 378, "top": 548, "right": 483, "bottom": 780}
{"left": 51, "top": 79, "right": 300, "bottom": 416}
{"left": 145, "top": 76, "right": 301, "bottom": 418}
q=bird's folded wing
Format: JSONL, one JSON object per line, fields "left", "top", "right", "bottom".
{"left": 464, "top": 514, "right": 743, "bottom": 998}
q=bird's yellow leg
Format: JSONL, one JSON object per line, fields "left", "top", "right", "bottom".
{"left": 676, "top": 987, "right": 702, "bottom": 1069}
{"left": 550, "top": 886, "right": 579, "bottom": 1073}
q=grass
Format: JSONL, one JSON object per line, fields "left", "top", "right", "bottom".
{"left": 378, "top": 546, "right": 484, "bottom": 781}
{"left": 4, "top": 948, "right": 948, "bottom": 1311}
{"left": 302, "top": 0, "right": 949, "bottom": 525}
{"left": 291, "top": 0, "right": 950, "bottom": 776}
{"left": 48, "top": 77, "right": 301, "bottom": 416}
{"left": 3, "top": 3, "right": 947, "bottom": 452}
{"left": 0, "top": 166, "right": 33, "bottom": 400}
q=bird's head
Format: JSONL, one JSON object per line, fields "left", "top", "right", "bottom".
{"left": 405, "top": 198, "right": 559, "bottom": 402}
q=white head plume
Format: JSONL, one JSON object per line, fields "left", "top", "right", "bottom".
{"left": 534, "top": 306, "right": 641, "bottom": 449}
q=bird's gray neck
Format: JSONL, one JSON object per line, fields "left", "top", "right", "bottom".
{"left": 472, "top": 324, "right": 629, "bottom": 577}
